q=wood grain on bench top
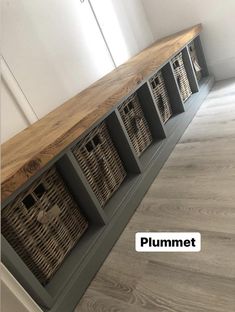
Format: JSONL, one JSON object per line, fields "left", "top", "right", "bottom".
{"left": 1, "top": 24, "right": 202, "bottom": 202}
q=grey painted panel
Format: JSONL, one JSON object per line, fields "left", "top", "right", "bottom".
{"left": 106, "top": 111, "right": 142, "bottom": 174}
{"left": 194, "top": 35, "right": 209, "bottom": 77}
{"left": 57, "top": 151, "right": 107, "bottom": 225}
{"left": 164, "top": 113, "right": 184, "bottom": 137}
{"left": 139, "top": 140, "right": 165, "bottom": 170}
{"left": 104, "top": 173, "right": 139, "bottom": 220}
{"left": 161, "top": 63, "right": 185, "bottom": 114}
{"left": 182, "top": 47, "right": 200, "bottom": 93}
{"left": 137, "top": 82, "right": 166, "bottom": 140}
{"left": 184, "top": 76, "right": 210, "bottom": 112}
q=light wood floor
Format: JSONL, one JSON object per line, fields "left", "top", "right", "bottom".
{"left": 75, "top": 79, "right": 235, "bottom": 312}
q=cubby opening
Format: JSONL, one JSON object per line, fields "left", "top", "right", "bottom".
{"left": 188, "top": 36, "right": 209, "bottom": 84}
{"left": 171, "top": 51, "right": 192, "bottom": 102}
{"left": 117, "top": 93, "right": 153, "bottom": 157}
{"left": 188, "top": 40, "right": 202, "bottom": 82}
{"left": 149, "top": 70, "right": 173, "bottom": 124}
{"left": 72, "top": 121, "right": 127, "bottom": 208}
{"left": 1, "top": 167, "right": 89, "bottom": 287}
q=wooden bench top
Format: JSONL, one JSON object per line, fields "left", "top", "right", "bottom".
{"left": 1, "top": 24, "right": 202, "bottom": 202}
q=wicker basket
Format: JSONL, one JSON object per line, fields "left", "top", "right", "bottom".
{"left": 188, "top": 41, "right": 202, "bottom": 81}
{"left": 172, "top": 52, "right": 192, "bottom": 102}
{"left": 118, "top": 93, "right": 153, "bottom": 156}
{"left": 1, "top": 167, "right": 88, "bottom": 286}
{"left": 149, "top": 71, "right": 172, "bottom": 123}
{"left": 72, "top": 122, "right": 126, "bottom": 207}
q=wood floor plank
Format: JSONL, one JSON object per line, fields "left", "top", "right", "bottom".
{"left": 138, "top": 198, "right": 235, "bottom": 234}
{"left": 75, "top": 289, "right": 152, "bottom": 312}
{"left": 75, "top": 79, "right": 235, "bottom": 311}
{"left": 111, "top": 228, "right": 235, "bottom": 279}
{"left": 138, "top": 261, "right": 235, "bottom": 312}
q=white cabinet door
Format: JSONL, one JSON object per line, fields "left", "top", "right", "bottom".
{"left": 2, "top": 0, "right": 115, "bottom": 119}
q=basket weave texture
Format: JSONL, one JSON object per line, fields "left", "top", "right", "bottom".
{"left": 172, "top": 52, "right": 192, "bottom": 102}
{"left": 1, "top": 167, "right": 88, "bottom": 286}
{"left": 72, "top": 122, "right": 126, "bottom": 207}
{"left": 149, "top": 71, "right": 172, "bottom": 123}
{"left": 118, "top": 93, "right": 153, "bottom": 156}
{"left": 188, "top": 41, "right": 202, "bottom": 81}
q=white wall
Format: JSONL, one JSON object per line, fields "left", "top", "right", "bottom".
{"left": 1, "top": 58, "right": 39, "bottom": 143}
{"left": 1, "top": 80, "right": 29, "bottom": 143}
{"left": 142, "top": 0, "right": 235, "bottom": 81}
{"left": 90, "top": 0, "right": 153, "bottom": 66}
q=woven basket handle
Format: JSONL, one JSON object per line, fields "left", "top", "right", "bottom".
{"left": 133, "top": 115, "right": 143, "bottom": 133}
{"left": 37, "top": 204, "right": 61, "bottom": 225}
